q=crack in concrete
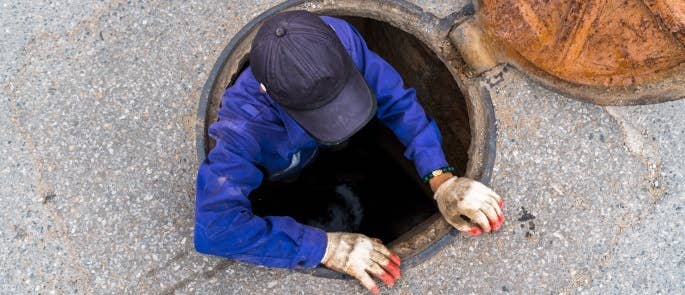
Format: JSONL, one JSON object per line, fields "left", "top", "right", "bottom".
{"left": 605, "top": 106, "right": 666, "bottom": 206}
{"left": 4, "top": 98, "right": 96, "bottom": 294}
{"left": 1, "top": 1, "right": 228, "bottom": 292}
{"left": 159, "top": 260, "right": 232, "bottom": 295}
{"left": 134, "top": 250, "right": 192, "bottom": 293}
{"left": 567, "top": 105, "right": 672, "bottom": 292}
{"left": 0, "top": 2, "right": 133, "bottom": 293}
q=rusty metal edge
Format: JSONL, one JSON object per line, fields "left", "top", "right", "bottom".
{"left": 477, "top": 86, "right": 497, "bottom": 187}
{"left": 502, "top": 55, "right": 685, "bottom": 106}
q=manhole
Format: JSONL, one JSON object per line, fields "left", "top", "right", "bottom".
{"left": 197, "top": 0, "right": 497, "bottom": 277}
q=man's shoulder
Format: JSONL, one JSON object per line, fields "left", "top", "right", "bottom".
{"left": 219, "top": 67, "right": 279, "bottom": 122}
{"left": 320, "top": 16, "right": 355, "bottom": 40}
{"left": 320, "top": 16, "right": 350, "bottom": 30}
{"left": 319, "top": 16, "right": 364, "bottom": 65}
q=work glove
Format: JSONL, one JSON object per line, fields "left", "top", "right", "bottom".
{"left": 434, "top": 177, "right": 505, "bottom": 236}
{"left": 321, "top": 233, "right": 401, "bottom": 294}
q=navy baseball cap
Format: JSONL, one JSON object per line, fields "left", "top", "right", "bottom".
{"left": 250, "top": 10, "right": 377, "bottom": 145}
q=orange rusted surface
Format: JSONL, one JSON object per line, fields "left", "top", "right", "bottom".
{"left": 644, "top": 0, "right": 685, "bottom": 43}
{"left": 479, "top": 0, "right": 685, "bottom": 86}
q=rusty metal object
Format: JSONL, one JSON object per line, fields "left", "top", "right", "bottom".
{"left": 444, "top": 0, "right": 685, "bottom": 105}
{"left": 477, "top": 0, "right": 685, "bottom": 87}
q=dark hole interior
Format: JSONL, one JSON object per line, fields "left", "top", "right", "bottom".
{"left": 245, "top": 17, "right": 471, "bottom": 243}
{"left": 250, "top": 119, "right": 435, "bottom": 242}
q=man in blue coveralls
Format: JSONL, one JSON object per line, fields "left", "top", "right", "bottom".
{"left": 195, "top": 10, "right": 506, "bottom": 293}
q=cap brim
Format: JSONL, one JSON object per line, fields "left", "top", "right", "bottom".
{"left": 287, "top": 67, "right": 377, "bottom": 145}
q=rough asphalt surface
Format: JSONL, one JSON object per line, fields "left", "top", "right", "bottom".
{"left": 1, "top": 0, "right": 683, "bottom": 294}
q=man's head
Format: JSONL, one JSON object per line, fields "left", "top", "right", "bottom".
{"left": 250, "top": 10, "right": 376, "bottom": 145}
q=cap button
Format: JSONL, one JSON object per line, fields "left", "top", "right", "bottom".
{"left": 275, "top": 27, "right": 286, "bottom": 37}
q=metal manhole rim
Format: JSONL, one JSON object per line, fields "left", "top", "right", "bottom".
{"left": 195, "top": 0, "right": 497, "bottom": 278}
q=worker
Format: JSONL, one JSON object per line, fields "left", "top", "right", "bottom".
{"left": 194, "top": 10, "right": 505, "bottom": 293}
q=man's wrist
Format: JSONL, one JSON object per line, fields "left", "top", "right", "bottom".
{"left": 422, "top": 166, "right": 455, "bottom": 182}
{"left": 429, "top": 172, "right": 454, "bottom": 192}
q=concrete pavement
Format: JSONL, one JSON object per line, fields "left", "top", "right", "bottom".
{"left": 1, "top": 0, "right": 682, "bottom": 293}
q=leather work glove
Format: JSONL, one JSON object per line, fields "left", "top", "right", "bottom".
{"left": 321, "top": 233, "right": 401, "bottom": 294}
{"left": 434, "top": 177, "right": 505, "bottom": 236}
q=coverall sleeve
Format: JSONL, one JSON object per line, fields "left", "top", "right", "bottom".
{"left": 194, "top": 117, "right": 327, "bottom": 269}
{"left": 344, "top": 23, "right": 449, "bottom": 177}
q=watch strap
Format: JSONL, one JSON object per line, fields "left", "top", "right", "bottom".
{"left": 422, "top": 166, "right": 455, "bottom": 183}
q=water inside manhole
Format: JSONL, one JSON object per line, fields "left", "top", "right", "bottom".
{"left": 246, "top": 17, "right": 471, "bottom": 244}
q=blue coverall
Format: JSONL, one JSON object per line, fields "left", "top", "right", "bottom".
{"left": 194, "top": 16, "right": 449, "bottom": 269}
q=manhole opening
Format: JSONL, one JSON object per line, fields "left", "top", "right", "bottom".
{"left": 198, "top": 3, "right": 498, "bottom": 271}
{"left": 241, "top": 17, "right": 471, "bottom": 246}
{"left": 250, "top": 119, "right": 436, "bottom": 242}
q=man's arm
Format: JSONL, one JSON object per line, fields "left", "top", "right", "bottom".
{"left": 328, "top": 18, "right": 505, "bottom": 235}
{"left": 194, "top": 95, "right": 327, "bottom": 270}
{"left": 336, "top": 19, "right": 449, "bottom": 179}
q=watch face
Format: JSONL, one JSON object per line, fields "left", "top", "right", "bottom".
{"left": 432, "top": 170, "right": 442, "bottom": 177}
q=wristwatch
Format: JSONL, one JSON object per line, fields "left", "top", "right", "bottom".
{"left": 422, "top": 166, "right": 455, "bottom": 183}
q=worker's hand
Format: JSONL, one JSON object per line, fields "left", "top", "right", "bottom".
{"left": 321, "top": 233, "right": 401, "bottom": 294}
{"left": 434, "top": 176, "right": 505, "bottom": 236}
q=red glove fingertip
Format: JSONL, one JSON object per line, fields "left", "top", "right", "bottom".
{"left": 492, "top": 221, "right": 501, "bottom": 230}
{"left": 468, "top": 227, "right": 482, "bottom": 236}
{"left": 390, "top": 253, "right": 401, "bottom": 266}
{"left": 381, "top": 273, "right": 395, "bottom": 286}
{"left": 489, "top": 219, "right": 499, "bottom": 230}
{"left": 385, "top": 261, "right": 401, "bottom": 279}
